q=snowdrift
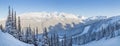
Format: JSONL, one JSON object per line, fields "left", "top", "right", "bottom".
{"left": 0, "top": 30, "right": 33, "bottom": 46}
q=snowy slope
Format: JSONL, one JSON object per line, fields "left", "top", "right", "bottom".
{"left": 72, "top": 25, "right": 90, "bottom": 38}
{"left": 81, "top": 26, "right": 90, "bottom": 35}
{"left": 81, "top": 36, "right": 120, "bottom": 46}
{"left": 0, "top": 30, "right": 33, "bottom": 46}
{"left": 72, "top": 16, "right": 120, "bottom": 46}
{"left": 73, "top": 36, "right": 120, "bottom": 46}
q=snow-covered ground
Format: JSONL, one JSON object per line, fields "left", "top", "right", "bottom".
{"left": 72, "top": 25, "right": 90, "bottom": 38}
{"left": 0, "top": 30, "right": 34, "bottom": 46}
{"left": 80, "top": 26, "right": 90, "bottom": 35}
{"left": 73, "top": 36, "right": 120, "bottom": 46}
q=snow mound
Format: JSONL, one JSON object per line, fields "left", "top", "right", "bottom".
{"left": 0, "top": 30, "right": 33, "bottom": 46}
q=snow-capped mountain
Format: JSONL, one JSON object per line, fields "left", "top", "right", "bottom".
{"left": 0, "top": 12, "right": 84, "bottom": 33}
{"left": 47, "top": 15, "right": 120, "bottom": 46}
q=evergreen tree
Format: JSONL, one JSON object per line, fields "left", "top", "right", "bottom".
{"left": 11, "top": 9, "right": 14, "bottom": 29}
{"left": 61, "top": 39, "right": 64, "bottom": 46}
{"left": 63, "top": 34, "right": 66, "bottom": 46}
{"left": 53, "top": 33, "right": 56, "bottom": 46}
{"left": 68, "top": 37, "right": 72, "bottom": 46}
{"left": 56, "top": 34, "right": 59, "bottom": 46}
{"left": 25, "top": 26, "right": 33, "bottom": 44}
{"left": 42, "top": 27, "right": 50, "bottom": 46}
{"left": 35, "top": 27, "right": 39, "bottom": 40}
{"left": 36, "top": 27, "right": 40, "bottom": 46}
{"left": 30, "top": 28, "right": 35, "bottom": 44}
{"left": 25, "top": 27, "right": 29, "bottom": 43}
{"left": 20, "top": 29, "right": 25, "bottom": 42}
{"left": 50, "top": 35, "right": 53, "bottom": 46}
{"left": 0, "top": 24, "right": 4, "bottom": 31}
{"left": 13, "top": 10, "right": 17, "bottom": 29}
{"left": 5, "top": 6, "right": 18, "bottom": 38}
{"left": 10, "top": 8, "right": 17, "bottom": 36}
{"left": 5, "top": 6, "right": 12, "bottom": 33}
{"left": 17, "top": 16, "right": 22, "bottom": 40}
{"left": 34, "top": 27, "right": 39, "bottom": 46}
{"left": 52, "top": 32, "right": 59, "bottom": 46}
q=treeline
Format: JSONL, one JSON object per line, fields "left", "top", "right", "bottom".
{"left": 41, "top": 28, "right": 72, "bottom": 46}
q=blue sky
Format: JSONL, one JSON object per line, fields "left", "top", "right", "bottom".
{"left": 0, "top": 0, "right": 120, "bottom": 18}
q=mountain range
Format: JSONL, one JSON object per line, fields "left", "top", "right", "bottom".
{"left": 0, "top": 12, "right": 120, "bottom": 46}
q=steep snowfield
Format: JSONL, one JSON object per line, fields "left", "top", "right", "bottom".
{"left": 72, "top": 25, "right": 90, "bottom": 38}
{"left": 81, "top": 26, "right": 90, "bottom": 35}
{"left": 0, "top": 30, "right": 33, "bottom": 46}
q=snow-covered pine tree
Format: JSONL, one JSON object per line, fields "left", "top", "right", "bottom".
{"left": 61, "top": 40, "right": 64, "bottom": 46}
{"left": 20, "top": 29, "right": 25, "bottom": 42}
{"left": 107, "top": 24, "right": 116, "bottom": 38}
{"left": 56, "top": 33, "right": 59, "bottom": 46}
{"left": 11, "top": 8, "right": 17, "bottom": 35}
{"left": 14, "top": 11, "right": 17, "bottom": 30}
{"left": 52, "top": 33, "right": 56, "bottom": 46}
{"left": 25, "top": 27, "right": 29, "bottom": 43}
{"left": 0, "top": 24, "right": 4, "bottom": 31}
{"left": 42, "top": 27, "right": 50, "bottom": 46}
{"left": 33, "top": 27, "right": 39, "bottom": 46}
{"left": 35, "top": 27, "right": 39, "bottom": 41}
{"left": 32, "top": 28, "right": 36, "bottom": 44}
{"left": 25, "top": 26, "right": 33, "bottom": 44}
{"left": 49, "top": 32, "right": 59, "bottom": 46}
{"left": 35, "top": 27, "right": 40, "bottom": 46}
{"left": 5, "top": 6, "right": 13, "bottom": 33}
{"left": 17, "top": 16, "right": 22, "bottom": 40}
{"left": 68, "top": 36, "right": 72, "bottom": 46}
{"left": 106, "top": 25, "right": 111, "bottom": 39}
{"left": 50, "top": 35, "right": 53, "bottom": 46}
{"left": 52, "top": 32, "right": 59, "bottom": 46}
{"left": 63, "top": 34, "right": 67, "bottom": 46}
{"left": 5, "top": 6, "right": 18, "bottom": 38}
